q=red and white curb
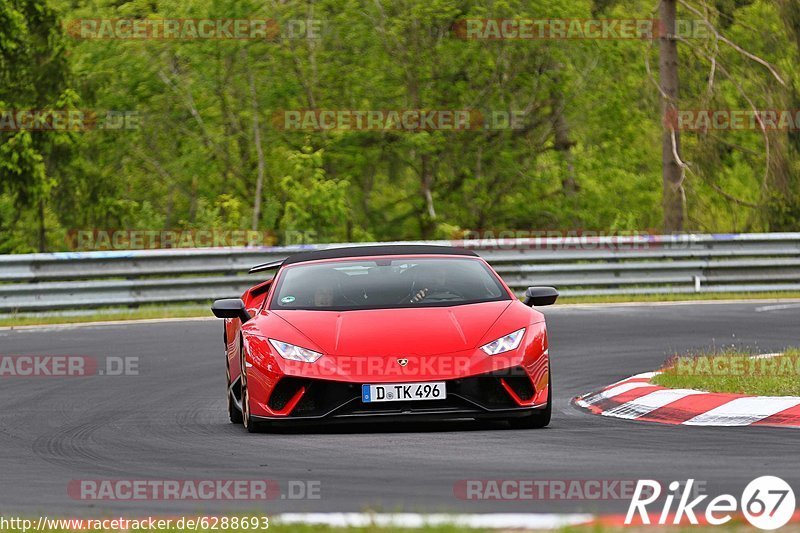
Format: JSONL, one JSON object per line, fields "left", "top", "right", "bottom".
{"left": 575, "top": 372, "right": 800, "bottom": 428}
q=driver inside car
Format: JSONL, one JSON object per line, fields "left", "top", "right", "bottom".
{"left": 410, "top": 266, "right": 451, "bottom": 303}
{"left": 313, "top": 286, "right": 335, "bottom": 307}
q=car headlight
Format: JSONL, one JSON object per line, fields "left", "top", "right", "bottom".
{"left": 480, "top": 328, "right": 526, "bottom": 355}
{"left": 268, "top": 339, "right": 323, "bottom": 363}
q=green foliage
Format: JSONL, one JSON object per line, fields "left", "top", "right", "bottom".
{"left": 0, "top": 0, "right": 75, "bottom": 251}
{"left": 277, "top": 146, "right": 351, "bottom": 242}
{"left": 1, "top": 0, "right": 798, "bottom": 252}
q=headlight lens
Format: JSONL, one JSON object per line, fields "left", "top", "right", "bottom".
{"left": 481, "top": 328, "right": 526, "bottom": 355}
{"left": 268, "top": 339, "right": 323, "bottom": 363}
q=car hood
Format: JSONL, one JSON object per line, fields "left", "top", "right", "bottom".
{"left": 268, "top": 301, "right": 513, "bottom": 356}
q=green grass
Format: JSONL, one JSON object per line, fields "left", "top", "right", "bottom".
{"left": 652, "top": 348, "right": 800, "bottom": 396}
{"left": 1, "top": 291, "right": 799, "bottom": 328}
{"left": 0, "top": 304, "right": 211, "bottom": 328}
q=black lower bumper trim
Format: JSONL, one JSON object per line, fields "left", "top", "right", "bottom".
{"left": 252, "top": 404, "right": 547, "bottom": 426}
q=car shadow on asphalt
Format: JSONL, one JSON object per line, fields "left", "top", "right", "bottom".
{"left": 250, "top": 419, "right": 545, "bottom": 435}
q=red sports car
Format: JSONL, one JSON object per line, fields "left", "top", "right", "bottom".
{"left": 212, "top": 245, "right": 558, "bottom": 432}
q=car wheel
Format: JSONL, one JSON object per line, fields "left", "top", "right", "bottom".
{"left": 239, "top": 340, "right": 261, "bottom": 433}
{"left": 508, "top": 374, "right": 552, "bottom": 429}
{"left": 226, "top": 358, "right": 242, "bottom": 424}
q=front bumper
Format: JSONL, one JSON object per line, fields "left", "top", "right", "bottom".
{"left": 241, "top": 322, "right": 551, "bottom": 422}
{"left": 248, "top": 367, "right": 548, "bottom": 424}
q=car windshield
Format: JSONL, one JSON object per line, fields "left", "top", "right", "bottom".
{"left": 270, "top": 257, "right": 509, "bottom": 311}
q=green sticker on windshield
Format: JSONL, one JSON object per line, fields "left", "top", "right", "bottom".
{"left": 281, "top": 296, "right": 296, "bottom": 304}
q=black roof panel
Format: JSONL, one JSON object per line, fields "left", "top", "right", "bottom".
{"left": 282, "top": 245, "right": 477, "bottom": 266}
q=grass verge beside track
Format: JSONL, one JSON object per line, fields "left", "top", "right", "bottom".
{"left": 556, "top": 290, "right": 800, "bottom": 305}
{"left": 652, "top": 348, "right": 800, "bottom": 396}
{"left": 0, "top": 304, "right": 211, "bottom": 327}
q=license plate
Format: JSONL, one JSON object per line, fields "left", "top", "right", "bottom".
{"left": 361, "top": 382, "right": 446, "bottom": 403}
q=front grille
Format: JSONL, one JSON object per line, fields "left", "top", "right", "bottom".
{"left": 270, "top": 367, "right": 532, "bottom": 418}
{"left": 268, "top": 378, "right": 309, "bottom": 411}
{"left": 502, "top": 375, "right": 535, "bottom": 401}
{"left": 452, "top": 372, "right": 518, "bottom": 408}
{"left": 292, "top": 380, "right": 357, "bottom": 416}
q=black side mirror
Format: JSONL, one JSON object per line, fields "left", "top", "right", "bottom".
{"left": 523, "top": 287, "right": 559, "bottom": 307}
{"left": 211, "top": 298, "right": 251, "bottom": 323}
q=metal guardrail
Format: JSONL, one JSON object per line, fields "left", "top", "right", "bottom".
{"left": 2, "top": 233, "right": 800, "bottom": 312}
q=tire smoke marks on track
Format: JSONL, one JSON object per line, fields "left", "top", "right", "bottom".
{"left": 0, "top": 355, "right": 138, "bottom": 377}
{"left": 575, "top": 372, "right": 800, "bottom": 427}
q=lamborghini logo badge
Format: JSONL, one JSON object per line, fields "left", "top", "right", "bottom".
{"left": 396, "top": 358, "right": 409, "bottom": 367}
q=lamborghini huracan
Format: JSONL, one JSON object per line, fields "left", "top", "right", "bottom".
{"left": 211, "top": 245, "right": 558, "bottom": 432}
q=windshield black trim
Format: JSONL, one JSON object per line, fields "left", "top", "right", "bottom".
{"left": 281, "top": 245, "right": 477, "bottom": 266}
{"left": 270, "top": 298, "right": 511, "bottom": 312}
{"left": 268, "top": 255, "right": 511, "bottom": 311}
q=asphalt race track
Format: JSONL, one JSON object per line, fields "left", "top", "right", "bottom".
{"left": 1, "top": 301, "right": 798, "bottom": 517}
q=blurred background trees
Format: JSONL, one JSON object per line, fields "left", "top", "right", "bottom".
{"left": 0, "top": 0, "right": 798, "bottom": 251}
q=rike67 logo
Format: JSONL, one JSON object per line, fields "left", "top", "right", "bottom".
{"left": 627, "top": 476, "right": 796, "bottom": 530}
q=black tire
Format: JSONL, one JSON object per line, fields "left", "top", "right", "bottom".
{"left": 239, "top": 340, "right": 261, "bottom": 433}
{"left": 508, "top": 375, "right": 552, "bottom": 429}
{"left": 226, "top": 358, "right": 243, "bottom": 424}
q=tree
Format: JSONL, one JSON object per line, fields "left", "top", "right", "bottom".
{"left": 659, "top": 0, "right": 684, "bottom": 232}
{"left": 0, "top": 0, "right": 73, "bottom": 252}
